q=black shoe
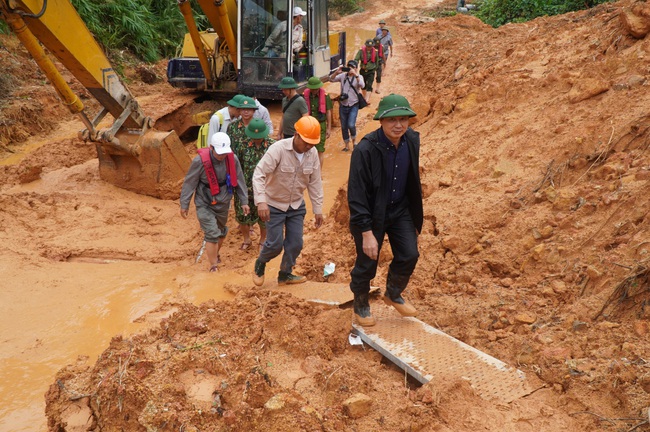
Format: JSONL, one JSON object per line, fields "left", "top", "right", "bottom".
{"left": 278, "top": 271, "right": 306, "bottom": 285}
{"left": 253, "top": 259, "right": 266, "bottom": 286}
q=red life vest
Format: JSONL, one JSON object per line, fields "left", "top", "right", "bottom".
{"left": 304, "top": 88, "right": 327, "bottom": 116}
{"left": 360, "top": 46, "right": 376, "bottom": 64}
{"left": 376, "top": 43, "right": 385, "bottom": 60}
{"left": 197, "top": 148, "right": 238, "bottom": 205}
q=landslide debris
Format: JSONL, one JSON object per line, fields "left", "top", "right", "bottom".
{"left": 40, "top": 0, "right": 650, "bottom": 430}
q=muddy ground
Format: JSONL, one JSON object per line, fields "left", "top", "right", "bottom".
{"left": 2, "top": 0, "right": 650, "bottom": 430}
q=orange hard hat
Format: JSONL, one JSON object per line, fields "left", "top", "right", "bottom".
{"left": 294, "top": 116, "right": 321, "bottom": 144}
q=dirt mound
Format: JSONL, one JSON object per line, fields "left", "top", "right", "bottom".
{"left": 4, "top": 0, "right": 650, "bottom": 430}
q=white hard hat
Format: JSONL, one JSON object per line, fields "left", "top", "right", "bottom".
{"left": 293, "top": 6, "right": 306, "bottom": 16}
{"left": 210, "top": 132, "right": 232, "bottom": 155}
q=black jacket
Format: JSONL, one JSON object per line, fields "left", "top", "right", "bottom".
{"left": 348, "top": 128, "right": 423, "bottom": 234}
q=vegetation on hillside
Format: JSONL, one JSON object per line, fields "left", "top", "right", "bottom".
{"left": 477, "top": 0, "right": 612, "bottom": 26}
{"left": 70, "top": 0, "right": 207, "bottom": 63}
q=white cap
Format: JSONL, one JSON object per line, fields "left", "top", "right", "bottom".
{"left": 210, "top": 132, "right": 232, "bottom": 155}
{"left": 293, "top": 6, "right": 306, "bottom": 16}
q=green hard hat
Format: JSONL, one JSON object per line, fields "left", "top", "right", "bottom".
{"left": 245, "top": 118, "right": 268, "bottom": 139}
{"left": 238, "top": 96, "right": 258, "bottom": 110}
{"left": 373, "top": 94, "right": 417, "bottom": 120}
{"left": 278, "top": 76, "right": 298, "bottom": 89}
{"left": 306, "top": 76, "right": 323, "bottom": 90}
{"left": 227, "top": 94, "right": 244, "bottom": 107}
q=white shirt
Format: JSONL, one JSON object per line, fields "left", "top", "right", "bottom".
{"left": 253, "top": 99, "right": 274, "bottom": 136}
{"left": 207, "top": 106, "right": 235, "bottom": 145}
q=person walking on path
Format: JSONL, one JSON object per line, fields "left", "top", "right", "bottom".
{"left": 378, "top": 27, "right": 394, "bottom": 71}
{"left": 242, "top": 88, "right": 274, "bottom": 137}
{"left": 277, "top": 76, "right": 308, "bottom": 140}
{"left": 303, "top": 76, "right": 332, "bottom": 168}
{"left": 372, "top": 37, "right": 387, "bottom": 95}
{"left": 227, "top": 96, "right": 258, "bottom": 155}
{"left": 232, "top": 118, "right": 274, "bottom": 251}
{"left": 207, "top": 95, "right": 242, "bottom": 146}
{"left": 180, "top": 132, "right": 249, "bottom": 272}
{"left": 226, "top": 96, "right": 260, "bottom": 250}
{"left": 376, "top": 19, "right": 388, "bottom": 38}
{"left": 329, "top": 60, "right": 365, "bottom": 152}
{"left": 252, "top": 116, "right": 324, "bottom": 286}
{"left": 347, "top": 94, "right": 423, "bottom": 326}
{"left": 354, "top": 39, "right": 380, "bottom": 103}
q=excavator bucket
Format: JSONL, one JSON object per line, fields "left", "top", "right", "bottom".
{"left": 95, "top": 130, "right": 191, "bottom": 200}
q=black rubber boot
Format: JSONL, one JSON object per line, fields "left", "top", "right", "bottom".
{"left": 353, "top": 292, "right": 376, "bottom": 326}
{"left": 383, "top": 273, "right": 417, "bottom": 317}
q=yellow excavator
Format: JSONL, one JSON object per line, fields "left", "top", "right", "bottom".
{"left": 0, "top": 0, "right": 191, "bottom": 199}
{"left": 168, "top": 0, "right": 346, "bottom": 99}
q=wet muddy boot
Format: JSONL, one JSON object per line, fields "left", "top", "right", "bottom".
{"left": 353, "top": 292, "right": 376, "bottom": 327}
{"left": 253, "top": 259, "right": 266, "bottom": 286}
{"left": 278, "top": 270, "right": 306, "bottom": 285}
{"left": 383, "top": 274, "right": 417, "bottom": 317}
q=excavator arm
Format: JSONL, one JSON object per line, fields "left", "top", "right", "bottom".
{"left": 1, "top": 0, "right": 190, "bottom": 199}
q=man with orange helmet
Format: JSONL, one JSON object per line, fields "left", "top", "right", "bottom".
{"left": 251, "top": 116, "right": 324, "bottom": 286}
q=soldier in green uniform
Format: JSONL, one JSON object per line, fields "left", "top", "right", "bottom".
{"left": 232, "top": 117, "right": 275, "bottom": 250}
{"left": 303, "top": 76, "right": 332, "bottom": 169}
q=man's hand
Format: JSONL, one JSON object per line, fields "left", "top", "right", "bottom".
{"left": 314, "top": 214, "right": 323, "bottom": 228}
{"left": 362, "top": 230, "right": 378, "bottom": 260}
{"left": 242, "top": 205, "right": 251, "bottom": 216}
{"left": 326, "top": 127, "right": 331, "bottom": 139}
{"left": 180, "top": 208, "right": 189, "bottom": 219}
{"left": 258, "top": 202, "right": 270, "bottom": 222}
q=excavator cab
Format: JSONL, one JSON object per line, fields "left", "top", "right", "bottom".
{"left": 1, "top": 0, "right": 190, "bottom": 199}
{"left": 168, "top": 0, "right": 346, "bottom": 99}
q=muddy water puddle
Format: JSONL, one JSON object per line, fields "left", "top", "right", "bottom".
{"left": 1, "top": 59, "right": 383, "bottom": 430}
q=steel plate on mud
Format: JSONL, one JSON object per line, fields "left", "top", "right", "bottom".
{"left": 352, "top": 305, "right": 533, "bottom": 403}
{"left": 273, "top": 282, "right": 379, "bottom": 307}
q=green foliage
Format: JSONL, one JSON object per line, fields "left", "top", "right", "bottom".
{"left": 477, "top": 0, "right": 611, "bottom": 27}
{"left": 71, "top": 0, "right": 207, "bottom": 62}
{"left": 329, "top": 0, "right": 363, "bottom": 16}
{"left": 0, "top": 20, "right": 8, "bottom": 35}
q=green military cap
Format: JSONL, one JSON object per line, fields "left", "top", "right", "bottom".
{"left": 379, "top": 19, "right": 386, "bottom": 24}
{"left": 278, "top": 77, "right": 298, "bottom": 89}
{"left": 238, "top": 96, "right": 258, "bottom": 109}
{"left": 306, "top": 76, "right": 323, "bottom": 90}
{"left": 374, "top": 94, "right": 417, "bottom": 120}
{"left": 227, "top": 94, "right": 244, "bottom": 107}
{"left": 245, "top": 118, "right": 269, "bottom": 139}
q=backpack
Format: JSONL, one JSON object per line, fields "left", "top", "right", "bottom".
{"left": 196, "top": 111, "right": 224, "bottom": 149}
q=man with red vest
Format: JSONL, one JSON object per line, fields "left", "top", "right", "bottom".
{"left": 354, "top": 39, "right": 380, "bottom": 104}
{"left": 372, "top": 37, "right": 387, "bottom": 95}
{"left": 180, "top": 132, "right": 249, "bottom": 272}
{"left": 303, "top": 76, "right": 333, "bottom": 169}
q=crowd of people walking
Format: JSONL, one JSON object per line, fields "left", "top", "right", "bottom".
{"left": 179, "top": 19, "right": 422, "bottom": 327}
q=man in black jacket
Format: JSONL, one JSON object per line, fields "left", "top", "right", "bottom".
{"left": 347, "top": 94, "right": 423, "bottom": 326}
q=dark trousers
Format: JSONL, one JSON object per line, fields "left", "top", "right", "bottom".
{"left": 258, "top": 203, "right": 305, "bottom": 273}
{"left": 349, "top": 202, "right": 419, "bottom": 295}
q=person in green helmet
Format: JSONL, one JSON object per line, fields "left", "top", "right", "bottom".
{"left": 303, "top": 76, "right": 333, "bottom": 168}
{"left": 232, "top": 117, "right": 275, "bottom": 251}
{"left": 207, "top": 94, "right": 243, "bottom": 146}
{"left": 347, "top": 94, "right": 423, "bottom": 327}
{"left": 277, "top": 76, "right": 308, "bottom": 140}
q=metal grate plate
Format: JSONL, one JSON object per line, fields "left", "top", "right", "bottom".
{"left": 352, "top": 304, "right": 533, "bottom": 403}
{"left": 272, "top": 282, "right": 380, "bottom": 307}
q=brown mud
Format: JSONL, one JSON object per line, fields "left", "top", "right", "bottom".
{"left": 2, "top": 0, "right": 650, "bottom": 430}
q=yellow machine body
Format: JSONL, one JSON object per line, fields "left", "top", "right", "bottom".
{"left": 0, "top": 0, "right": 190, "bottom": 199}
